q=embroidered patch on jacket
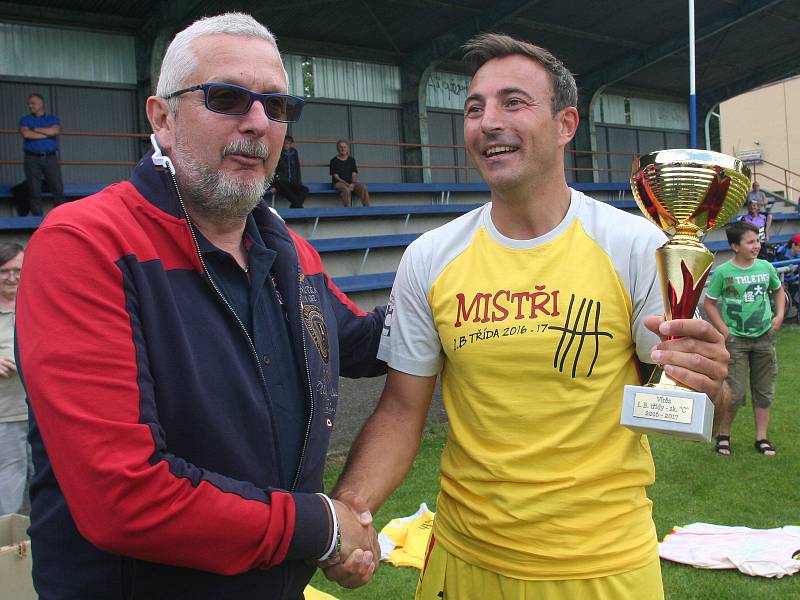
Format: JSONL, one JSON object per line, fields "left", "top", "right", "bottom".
{"left": 302, "top": 304, "right": 329, "bottom": 364}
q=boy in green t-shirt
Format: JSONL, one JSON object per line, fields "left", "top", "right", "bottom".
{"left": 704, "top": 221, "right": 784, "bottom": 457}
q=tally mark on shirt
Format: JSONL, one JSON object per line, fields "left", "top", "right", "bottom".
{"left": 550, "top": 294, "right": 613, "bottom": 378}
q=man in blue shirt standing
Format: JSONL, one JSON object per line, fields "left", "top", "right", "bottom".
{"left": 18, "top": 94, "right": 65, "bottom": 216}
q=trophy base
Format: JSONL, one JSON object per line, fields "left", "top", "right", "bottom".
{"left": 621, "top": 384, "right": 714, "bottom": 442}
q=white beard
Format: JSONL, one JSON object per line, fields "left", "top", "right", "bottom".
{"left": 172, "top": 136, "right": 271, "bottom": 225}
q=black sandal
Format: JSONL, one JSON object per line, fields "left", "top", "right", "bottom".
{"left": 754, "top": 439, "right": 776, "bottom": 455}
{"left": 715, "top": 435, "right": 732, "bottom": 456}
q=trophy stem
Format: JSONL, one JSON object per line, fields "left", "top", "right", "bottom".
{"left": 673, "top": 223, "right": 702, "bottom": 241}
{"left": 670, "top": 233, "right": 704, "bottom": 246}
{"left": 655, "top": 244, "right": 713, "bottom": 323}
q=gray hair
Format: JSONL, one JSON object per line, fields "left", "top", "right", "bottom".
{"left": 462, "top": 32, "right": 578, "bottom": 114}
{"left": 156, "top": 13, "right": 279, "bottom": 113}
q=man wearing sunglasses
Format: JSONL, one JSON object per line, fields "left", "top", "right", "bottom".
{"left": 17, "top": 12, "right": 384, "bottom": 600}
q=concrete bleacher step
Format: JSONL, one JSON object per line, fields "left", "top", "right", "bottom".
{"left": 281, "top": 204, "right": 482, "bottom": 239}
{"left": 309, "top": 233, "right": 419, "bottom": 279}
{"left": 309, "top": 233, "right": 419, "bottom": 253}
{"left": 280, "top": 182, "right": 490, "bottom": 209}
{"left": 332, "top": 272, "right": 396, "bottom": 312}
{"left": 332, "top": 271, "right": 395, "bottom": 293}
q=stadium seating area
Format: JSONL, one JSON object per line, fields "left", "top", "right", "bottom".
{"left": 2, "top": 180, "right": 799, "bottom": 310}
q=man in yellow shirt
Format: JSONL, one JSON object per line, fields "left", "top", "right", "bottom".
{"left": 325, "top": 33, "right": 730, "bottom": 598}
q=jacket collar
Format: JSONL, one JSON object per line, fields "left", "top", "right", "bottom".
{"left": 129, "top": 148, "right": 186, "bottom": 220}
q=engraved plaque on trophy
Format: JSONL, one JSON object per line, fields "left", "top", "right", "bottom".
{"left": 620, "top": 149, "right": 751, "bottom": 442}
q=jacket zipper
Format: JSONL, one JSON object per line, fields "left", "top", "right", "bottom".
{"left": 163, "top": 165, "right": 311, "bottom": 492}
{"left": 291, "top": 279, "right": 314, "bottom": 491}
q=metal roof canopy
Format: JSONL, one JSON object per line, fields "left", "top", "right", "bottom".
{"left": 2, "top": 0, "right": 797, "bottom": 107}
{"left": 2, "top": 0, "right": 798, "bottom": 178}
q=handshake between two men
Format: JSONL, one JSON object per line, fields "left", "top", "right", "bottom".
{"left": 317, "top": 493, "right": 381, "bottom": 589}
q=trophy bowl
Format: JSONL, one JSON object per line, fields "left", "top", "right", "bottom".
{"left": 631, "top": 149, "right": 751, "bottom": 240}
{"left": 621, "top": 149, "right": 751, "bottom": 442}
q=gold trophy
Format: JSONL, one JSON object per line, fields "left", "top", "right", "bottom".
{"left": 620, "top": 149, "right": 751, "bottom": 441}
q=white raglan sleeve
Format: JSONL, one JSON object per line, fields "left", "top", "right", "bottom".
{"left": 377, "top": 235, "right": 444, "bottom": 377}
{"left": 630, "top": 224, "right": 668, "bottom": 363}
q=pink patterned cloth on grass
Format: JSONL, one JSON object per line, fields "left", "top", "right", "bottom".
{"left": 659, "top": 523, "right": 800, "bottom": 578}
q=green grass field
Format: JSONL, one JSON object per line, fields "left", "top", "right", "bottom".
{"left": 310, "top": 326, "right": 800, "bottom": 599}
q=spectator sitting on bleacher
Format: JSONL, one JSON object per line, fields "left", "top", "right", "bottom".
{"left": 739, "top": 199, "right": 770, "bottom": 255}
{"left": 330, "top": 139, "right": 370, "bottom": 207}
{"left": 747, "top": 181, "right": 769, "bottom": 212}
{"left": 746, "top": 181, "right": 773, "bottom": 237}
{"left": 270, "top": 135, "right": 308, "bottom": 208}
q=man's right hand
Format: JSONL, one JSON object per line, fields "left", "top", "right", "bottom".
{"left": 321, "top": 498, "right": 379, "bottom": 588}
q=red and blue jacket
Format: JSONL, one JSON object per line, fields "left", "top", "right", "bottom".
{"left": 16, "top": 150, "right": 386, "bottom": 599}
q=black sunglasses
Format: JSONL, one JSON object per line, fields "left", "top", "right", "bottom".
{"left": 164, "top": 83, "right": 305, "bottom": 123}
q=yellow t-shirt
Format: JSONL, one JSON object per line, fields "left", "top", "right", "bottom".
{"left": 378, "top": 190, "right": 667, "bottom": 580}
{"left": 378, "top": 502, "right": 435, "bottom": 568}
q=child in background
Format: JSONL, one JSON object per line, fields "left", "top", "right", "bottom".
{"left": 704, "top": 221, "right": 784, "bottom": 457}
{"left": 774, "top": 233, "right": 800, "bottom": 263}
{"left": 775, "top": 234, "right": 800, "bottom": 317}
